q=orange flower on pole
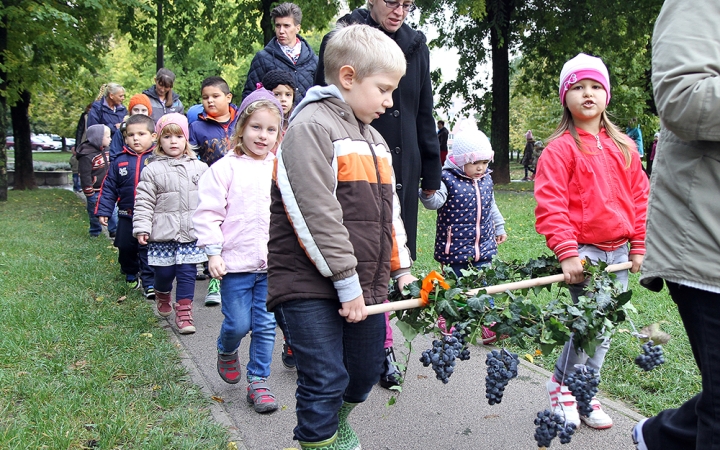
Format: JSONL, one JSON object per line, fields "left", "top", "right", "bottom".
{"left": 419, "top": 271, "right": 450, "bottom": 307}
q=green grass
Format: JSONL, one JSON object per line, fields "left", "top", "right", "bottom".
{"left": 414, "top": 164, "right": 700, "bottom": 416}
{"left": 0, "top": 190, "right": 228, "bottom": 449}
{"left": 8, "top": 150, "right": 72, "bottom": 164}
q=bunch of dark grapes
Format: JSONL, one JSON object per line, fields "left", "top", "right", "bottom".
{"left": 564, "top": 366, "right": 599, "bottom": 417}
{"left": 635, "top": 340, "right": 665, "bottom": 371}
{"left": 485, "top": 349, "right": 519, "bottom": 405}
{"left": 534, "top": 409, "right": 576, "bottom": 447}
{"left": 419, "top": 329, "right": 470, "bottom": 384}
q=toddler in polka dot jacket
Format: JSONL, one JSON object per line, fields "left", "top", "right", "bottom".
{"left": 419, "top": 125, "right": 507, "bottom": 278}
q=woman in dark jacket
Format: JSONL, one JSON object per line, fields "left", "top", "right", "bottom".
{"left": 143, "top": 68, "right": 185, "bottom": 123}
{"left": 87, "top": 83, "right": 127, "bottom": 138}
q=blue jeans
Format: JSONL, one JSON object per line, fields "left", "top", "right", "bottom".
{"left": 72, "top": 173, "right": 81, "bottom": 192}
{"left": 85, "top": 192, "right": 118, "bottom": 236}
{"left": 276, "top": 298, "right": 385, "bottom": 443}
{"left": 218, "top": 273, "right": 275, "bottom": 380}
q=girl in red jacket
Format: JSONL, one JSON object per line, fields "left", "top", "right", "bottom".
{"left": 534, "top": 53, "right": 649, "bottom": 431}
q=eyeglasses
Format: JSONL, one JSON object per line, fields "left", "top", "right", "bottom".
{"left": 382, "top": 0, "right": 417, "bottom": 12}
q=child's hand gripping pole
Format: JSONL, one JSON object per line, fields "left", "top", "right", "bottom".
{"left": 366, "top": 261, "right": 633, "bottom": 316}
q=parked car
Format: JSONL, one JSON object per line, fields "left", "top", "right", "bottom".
{"left": 5, "top": 136, "right": 13, "bottom": 150}
{"left": 31, "top": 135, "right": 60, "bottom": 151}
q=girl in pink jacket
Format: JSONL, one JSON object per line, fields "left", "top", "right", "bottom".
{"left": 192, "top": 89, "right": 284, "bottom": 414}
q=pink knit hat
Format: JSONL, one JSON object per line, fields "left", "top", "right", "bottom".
{"left": 559, "top": 53, "right": 611, "bottom": 106}
{"left": 155, "top": 113, "right": 189, "bottom": 141}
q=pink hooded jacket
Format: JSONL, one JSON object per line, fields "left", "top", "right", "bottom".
{"left": 193, "top": 151, "right": 275, "bottom": 273}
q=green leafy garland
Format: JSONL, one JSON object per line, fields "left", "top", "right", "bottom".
{"left": 390, "top": 256, "right": 634, "bottom": 358}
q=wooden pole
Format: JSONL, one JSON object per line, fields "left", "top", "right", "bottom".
{"left": 366, "top": 262, "right": 633, "bottom": 316}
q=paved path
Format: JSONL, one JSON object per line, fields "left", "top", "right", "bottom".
{"left": 157, "top": 278, "right": 645, "bottom": 450}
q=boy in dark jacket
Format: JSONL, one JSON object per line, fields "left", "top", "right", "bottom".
{"left": 189, "top": 76, "right": 239, "bottom": 305}
{"left": 77, "top": 124, "right": 112, "bottom": 237}
{"left": 96, "top": 114, "right": 157, "bottom": 293}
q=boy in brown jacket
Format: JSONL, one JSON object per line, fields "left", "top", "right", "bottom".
{"left": 267, "top": 24, "right": 415, "bottom": 449}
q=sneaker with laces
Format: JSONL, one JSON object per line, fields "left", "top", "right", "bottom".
{"left": 126, "top": 277, "right": 139, "bottom": 290}
{"left": 174, "top": 299, "right": 196, "bottom": 334}
{"left": 281, "top": 340, "right": 296, "bottom": 369}
{"left": 205, "top": 278, "right": 221, "bottom": 306}
{"left": 217, "top": 351, "right": 242, "bottom": 384}
{"left": 247, "top": 378, "right": 278, "bottom": 414}
{"left": 632, "top": 418, "right": 649, "bottom": 450}
{"left": 581, "top": 397, "right": 613, "bottom": 429}
{"left": 143, "top": 286, "right": 155, "bottom": 300}
{"left": 547, "top": 375, "right": 581, "bottom": 427}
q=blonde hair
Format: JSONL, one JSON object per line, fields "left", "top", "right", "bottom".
{"left": 230, "top": 100, "right": 283, "bottom": 157}
{"left": 324, "top": 24, "right": 406, "bottom": 85}
{"left": 547, "top": 109, "right": 634, "bottom": 168}
{"left": 154, "top": 123, "right": 196, "bottom": 158}
{"left": 97, "top": 83, "right": 124, "bottom": 101}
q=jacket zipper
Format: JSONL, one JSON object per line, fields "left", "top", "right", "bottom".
{"left": 473, "top": 179, "right": 482, "bottom": 261}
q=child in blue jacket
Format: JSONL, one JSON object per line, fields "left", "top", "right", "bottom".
{"left": 96, "top": 114, "right": 157, "bottom": 296}
{"left": 420, "top": 125, "right": 508, "bottom": 344}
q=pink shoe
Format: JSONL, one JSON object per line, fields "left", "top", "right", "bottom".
{"left": 481, "top": 325, "right": 497, "bottom": 345}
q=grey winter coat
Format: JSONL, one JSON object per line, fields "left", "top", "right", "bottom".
{"left": 641, "top": 0, "right": 720, "bottom": 292}
{"left": 133, "top": 155, "right": 208, "bottom": 243}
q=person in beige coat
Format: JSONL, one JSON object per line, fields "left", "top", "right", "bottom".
{"left": 133, "top": 114, "right": 208, "bottom": 334}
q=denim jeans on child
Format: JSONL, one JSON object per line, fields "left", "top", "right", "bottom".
{"left": 218, "top": 272, "right": 276, "bottom": 380}
{"left": 85, "top": 192, "right": 118, "bottom": 236}
{"left": 276, "top": 298, "right": 385, "bottom": 443}
{"left": 553, "top": 244, "right": 629, "bottom": 381}
{"left": 153, "top": 263, "right": 195, "bottom": 301}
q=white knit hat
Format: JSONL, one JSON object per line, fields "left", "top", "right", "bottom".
{"left": 559, "top": 53, "right": 611, "bottom": 106}
{"left": 450, "top": 128, "right": 494, "bottom": 166}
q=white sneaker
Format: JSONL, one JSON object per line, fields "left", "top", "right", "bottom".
{"left": 632, "top": 418, "right": 649, "bottom": 450}
{"left": 580, "top": 397, "right": 613, "bottom": 429}
{"left": 547, "top": 376, "right": 581, "bottom": 427}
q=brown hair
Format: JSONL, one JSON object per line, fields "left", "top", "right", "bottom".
{"left": 155, "top": 68, "right": 176, "bottom": 108}
{"left": 547, "top": 109, "right": 633, "bottom": 168}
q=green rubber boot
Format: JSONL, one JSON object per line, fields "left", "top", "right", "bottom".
{"left": 299, "top": 432, "right": 338, "bottom": 450}
{"left": 337, "top": 402, "right": 361, "bottom": 450}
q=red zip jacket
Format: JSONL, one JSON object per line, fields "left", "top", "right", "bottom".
{"left": 534, "top": 128, "right": 649, "bottom": 261}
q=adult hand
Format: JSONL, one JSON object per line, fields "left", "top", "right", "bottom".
{"left": 208, "top": 255, "right": 227, "bottom": 279}
{"left": 137, "top": 234, "right": 148, "bottom": 245}
{"left": 630, "top": 254, "right": 644, "bottom": 273}
{"left": 560, "top": 256, "right": 585, "bottom": 284}
{"left": 98, "top": 216, "right": 108, "bottom": 227}
{"left": 339, "top": 295, "right": 367, "bottom": 323}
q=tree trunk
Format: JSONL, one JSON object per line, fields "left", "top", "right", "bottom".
{"left": 489, "top": 6, "right": 512, "bottom": 185}
{"left": 0, "top": 12, "right": 7, "bottom": 201}
{"left": 11, "top": 90, "right": 36, "bottom": 191}
{"left": 261, "top": 0, "right": 273, "bottom": 45}
{"left": 156, "top": 0, "right": 164, "bottom": 72}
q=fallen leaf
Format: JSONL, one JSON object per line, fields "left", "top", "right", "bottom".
{"left": 524, "top": 353, "right": 534, "bottom": 363}
{"left": 140, "top": 333, "right": 153, "bottom": 338}
{"left": 152, "top": 385, "right": 161, "bottom": 391}
{"left": 117, "top": 296, "right": 126, "bottom": 303}
{"left": 70, "top": 360, "right": 88, "bottom": 370}
{"left": 211, "top": 396, "right": 224, "bottom": 403}
{"left": 227, "top": 443, "right": 238, "bottom": 450}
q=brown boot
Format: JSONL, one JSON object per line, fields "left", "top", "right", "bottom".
{"left": 156, "top": 291, "right": 172, "bottom": 317}
{"left": 174, "top": 299, "right": 196, "bottom": 334}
